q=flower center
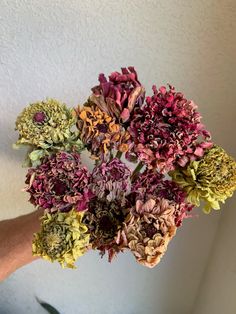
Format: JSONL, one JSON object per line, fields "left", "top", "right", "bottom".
{"left": 53, "top": 180, "right": 67, "bottom": 195}
{"left": 45, "top": 233, "right": 62, "bottom": 250}
{"left": 144, "top": 223, "right": 157, "bottom": 238}
{"left": 99, "top": 215, "right": 114, "bottom": 232}
{"left": 160, "top": 189, "right": 174, "bottom": 201}
{"left": 97, "top": 123, "right": 108, "bottom": 133}
{"left": 33, "top": 111, "right": 46, "bottom": 123}
{"left": 109, "top": 168, "right": 122, "bottom": 180}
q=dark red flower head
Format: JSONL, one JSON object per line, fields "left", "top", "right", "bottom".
{"left": 129, "top": 85, "right": 212, "bottom": 172}
{"left": 89, "top": 67, "right": 145, "bottom": 123}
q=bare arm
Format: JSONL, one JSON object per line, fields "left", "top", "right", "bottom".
{"left": 0, "top": 209, "right": 43, "bottom": 281}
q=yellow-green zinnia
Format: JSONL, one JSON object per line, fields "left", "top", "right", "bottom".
{"left": 32, "top": 210, "right": 90, "bottom": 268}
{"left": 170, "top": 146, "right": 236, "bottom": 213}
{"left": 15, "top": 99, "right": 76, "bottom": 149}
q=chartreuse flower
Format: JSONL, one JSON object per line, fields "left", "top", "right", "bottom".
{"left": 14, "top": 99, "right": 84, "bottom": 166}
{"left": 170, "top": 146, "right": 236, "bottom": 213}
{"left": 15, "top": 99, "right": 76, "bottom": 149}
{"left": 32, "top": 210, "right": 90, "bottom": 268}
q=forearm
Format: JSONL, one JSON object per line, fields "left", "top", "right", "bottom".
{"left": 0, "top": 209, "right": 43, "bottom": 281}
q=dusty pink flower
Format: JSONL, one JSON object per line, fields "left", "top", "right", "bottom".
{"left": 25, "top": 152, "right": 92, "bottom": 212}
{"left": 90, "top": 158, "right": 131, "bottom": 204}
{"left": 129, "top": 85, "right": 212, "bottom": 172}
{"left": 131, "top": 170, "right": 193, "bottom": 227}
{"left": 90, "top": 67, "right": 145, "bottom": 123}
{"left": 116, "top": 198, "right": 177, "bottom": 268}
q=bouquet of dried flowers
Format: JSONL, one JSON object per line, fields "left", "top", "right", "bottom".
{"left": 14, "top": 67, "right": 236, "bottom": 269}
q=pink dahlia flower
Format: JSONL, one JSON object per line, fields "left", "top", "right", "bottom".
{"left": 90, "top": 67, "right": 145, "bottom": 123}
{"left": 25, "top": 152, "right": 92, "bottom": 212}
{"left": 129, "top": 85, "right": 212, "bottom": 172}
{"left": 90, "top": 158, "right": 131, "bottom": 204}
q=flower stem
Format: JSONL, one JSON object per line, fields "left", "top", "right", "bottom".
{"left": 116, "top": 151, "right": 123, "bottom": 159}
{"left": 131, "top": 162, "right": 144, "bottom": 180}
{"left": 109, "top": 152, "right": 114, "bottom": 161}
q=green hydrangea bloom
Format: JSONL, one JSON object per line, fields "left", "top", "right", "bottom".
{"left": 15, "top": 99, "right": 76, "bottom": 149}
{"left": 170, "top": 146, "right": 236, "bottom": 213}
{"left": 32, "top": 210, "right": 90, "bottom": 268}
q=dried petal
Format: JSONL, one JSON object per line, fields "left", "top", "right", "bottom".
{"left": 129, "top": 85, "right": 212, "bottom": 172}
{"left": 25, "top": 152, "right": 92, "bottom": 212}
{"left": 170, "top": 145, "right": 236, "bottom": 213}
{"left": 32, "top": 210, "right": 90, "bottom": 268}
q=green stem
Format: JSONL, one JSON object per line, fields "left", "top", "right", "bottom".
{"left": 131, "top": 162, "right": 144, "bottom": 180}
{"left": 109, "top": 152, "right": 114, "bottom": 161}
{"left": 115, "top": 151, "right": 123, "bottom": 159}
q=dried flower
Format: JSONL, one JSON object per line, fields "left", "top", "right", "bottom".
{"left": 116, "top": 198, "right": 176, "bottom": 268}
{"left": 25, "top": 135, "right": 84, "bottom": 168}
{"left": 83, "top": 198, "right": 128, "bottom": 256}
{"left": 90, "top": 158, "right": 131, "bottom": 203}
{"left": 131, "top": 170, "right": 193, "bottom": 226}
{"left": 15, "top": 99, "right": 76, "bottom": 149}
{"left": 76, "top": 102, "right": 130, "bottom": 157}
{"left": 129, "top": 85, "right": 212, "bottom": 172}
{"left": 25, "top": 152, "right": 92, "bottom": 212}
{"left": 90, "top": 67, "right": 145, "bottom": 123}
{"left": 170, "top": 146, "right": 236, "bottom": 213}
{"left": 32, "top": 210, "right": 90, "bottom": 268}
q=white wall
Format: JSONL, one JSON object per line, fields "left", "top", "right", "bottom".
{"left": 193, "top": 196, "right": 236, "bottom": 314}
{"left": 0, "top": 1, "right": 235, "bottom": 313}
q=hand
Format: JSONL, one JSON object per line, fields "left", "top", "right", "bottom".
{"left": 0, "top": 209, "right": 43, "bottom": 281}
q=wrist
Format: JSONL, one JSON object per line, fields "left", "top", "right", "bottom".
{"left": 0, "top": 209, "right": 44, "bottom": 281}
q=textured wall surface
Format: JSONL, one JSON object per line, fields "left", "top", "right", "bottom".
{"left": 0, "top": 1, "right": 235, "bottom": 314}
{"left": 193, "top": 197, "right": 236, "bottom": 314}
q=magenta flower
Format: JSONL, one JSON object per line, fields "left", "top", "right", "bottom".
{"left": 131, "top": 170, "right": 193, "bottom": 227}
{"left": 90, "top": 158, "right": 131, "bottom": 204}
{"left": 25, "top": 152, "right": 92, "bottom": 212}
{"left": 129, "top": 85, "right": 212, "bottom": 172}
{"left": 89, "top": 67, "right": 145, "bottom": 123}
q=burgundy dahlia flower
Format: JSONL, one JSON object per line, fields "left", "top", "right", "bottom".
{"left": 25, "top": 152, "right": 92, "bottom": 212}
{"left": 89, "top": 67, "right": 145, "bottom": 123}
{"left": 129, "top": 85, "right": 212, "bottom": 172}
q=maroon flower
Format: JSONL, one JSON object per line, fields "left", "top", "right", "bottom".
{"left": 129, "top": 85, "right": 212, "bottom": 172}
{"left": 25, "top": 152, "right": 92, "bottom": 212}
{"left": 89, "top": 67, "right": 145, "bottom": 123}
